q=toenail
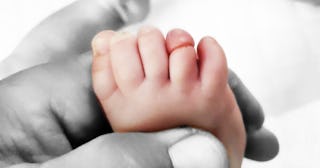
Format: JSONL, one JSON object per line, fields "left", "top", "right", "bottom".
{"left": 92, "top": 31, "right": 115, "bottom": 56}
{"left": 169, "top": 42, "right": 194, "bottom": 55}
{"left": 92, "top": 37, "right": 108, "bottom": 56}
{"left": 167, "top": 29, "right": 195, "bottom": 53}
{"left": 110, "top": 32, "right": 133, "bottom": 45}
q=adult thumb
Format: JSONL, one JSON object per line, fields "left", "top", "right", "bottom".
{"left": 157, "top": 128, "right": 229, "bottom": 168}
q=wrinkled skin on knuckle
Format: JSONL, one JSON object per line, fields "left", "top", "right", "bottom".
{"left": 0, "top": 83, "right": 71, "bottom": 165}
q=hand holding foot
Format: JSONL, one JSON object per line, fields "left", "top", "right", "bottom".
{"left": 0, "top": 0, "right": 277, "bottom": 166}
{"left": 92, "top": 27, "right": 246, "bottom": 167}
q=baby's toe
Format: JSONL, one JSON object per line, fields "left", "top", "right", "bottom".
{"left": 138, "top": 26, "right": 168, "bottom": 83}
{"left": 92, "top": 30, "right": 117, "bottom": 101}
{"left": 166, "top": 29, "right": 198, "bottom": 89}
{"left": 166, "top": 29, "right": 194, "bottom": 53}
{"left": 197, "top": 37, "right": 228, "bottom": 93}
{"left": 110, "top": 32, "right": 145, "bottom": 93}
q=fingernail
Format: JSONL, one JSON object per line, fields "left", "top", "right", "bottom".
{"left": 110, "top": 32, "right": 132, "bottom": 45}
{"left": 169, "top": 130, "right": 229, "bottom": 168}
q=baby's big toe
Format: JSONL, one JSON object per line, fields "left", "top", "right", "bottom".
{"left": 197, "top": 37, "right": 228, "bottom": 93}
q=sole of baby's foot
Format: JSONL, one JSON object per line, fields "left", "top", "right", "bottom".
{"left": 92, "top": 27, "right": 245, "bottom": 168}
{"left": 0, "top": 0, "right": 150, "bottom": 79}
{"left": 0, "top": 52, "right": 110, "bottom": 165}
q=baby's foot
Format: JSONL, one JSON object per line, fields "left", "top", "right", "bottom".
{"left": 92, "top": 27, "right": 246, "bottom": 167}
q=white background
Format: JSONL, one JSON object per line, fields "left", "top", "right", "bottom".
{"left": 0, "top": 0, "right": 320, "bottom": 167}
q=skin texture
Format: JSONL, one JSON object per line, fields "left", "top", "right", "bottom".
{"left": 91, "top": 27, "right": 246, "bottom": 167}
{"left": 0, "top": 0, "right": 278, "bottom": 167}
{"left": 0, "top": 44, "right": 277, "bottom": 167}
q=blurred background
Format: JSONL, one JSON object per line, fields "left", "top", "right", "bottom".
{"left": 0, "top": 0, "right": 319, "bottom": 167}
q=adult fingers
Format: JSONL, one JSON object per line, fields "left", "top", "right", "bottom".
{"left": 38, "top": 128, "right": 229, "bottom": 168}
{"left": 1, "top": 0, "right": 150, "bottom": 80}
{"left": 117, "top": 0, "right": 150, "bottom": 23}
{"left": 168, "top": 128, "right": 229, "bottom": 168}
{"left": 228, "top": 69, "right": 279, "bottom": 160}
{"left": 246, "top": 127, "right": 279, "bottom": 161}
{"left": 228, "top": 69, "right": 264, "bottom": 130}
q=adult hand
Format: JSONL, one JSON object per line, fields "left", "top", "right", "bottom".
{"left": 0, "top": 0, "right": 150, "bottom": 79}
{"left": 9, "top": 128, "right": 229, "bottom": 168}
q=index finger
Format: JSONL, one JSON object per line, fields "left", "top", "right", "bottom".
{"left": 228, "top": 69, "right": 279, "bottom": 161}
{"left": 228, "top": 69, "right": 264, "bottom": 130}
